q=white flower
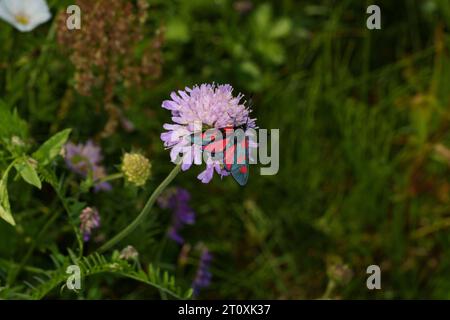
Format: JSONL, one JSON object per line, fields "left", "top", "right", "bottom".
{"left": 0, "top": 0, "right": 51, "bottom": 32}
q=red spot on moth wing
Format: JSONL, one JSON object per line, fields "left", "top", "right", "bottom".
{"left": 239, "top": 166, "right": 248, "bottom": 174}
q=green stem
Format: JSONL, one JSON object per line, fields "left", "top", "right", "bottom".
{"left": 321, "top": 280, "right": 336, "bottom": 300}
{"left": 98, "top": 164, "right": 182, "bottom": 253}
{"left": 51, "top": 183, "right": 84, "bottom": 257}
{"left": 98, "top": 172, "right": 123, "bottom": 184}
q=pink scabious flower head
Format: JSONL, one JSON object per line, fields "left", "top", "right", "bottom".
{"left": 79, "top": 207, "right": 101, "bottom": 242}
{"left": 160, "top": 83, "right": 256, "bottom": 183}
{"left": 64, "top": 140, "right": 112, "bottom": 192}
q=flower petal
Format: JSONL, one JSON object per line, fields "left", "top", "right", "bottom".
{"left": 197, "top": 165, "right": 214, "bottom": 183}
{"left": 162, "top": 100, "right": 178, "bottom": 110}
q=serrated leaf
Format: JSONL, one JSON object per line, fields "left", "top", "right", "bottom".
{"left": 33, "top": 129, "right": 72, "bottom": 166}
{"left": 14, "top": 158, "right": 41, "bottom": 189}
{"left": 0, "top": 166, "right": 15, "bottom": 226}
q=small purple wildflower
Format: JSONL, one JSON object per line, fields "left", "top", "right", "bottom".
{"left": 65, "top": 140, "right": 112, "bottom": 192}
{"left": 79, "top": 207, "right": 101, "bottom": 242}
{"left": 192, "top": 247, "right": 213, "bottom": 297}
{"left": 160, "top": 83, "right": 256, "bottom": 183}
{"left": 158, "top": 188, "right": 195, "bottom": 245}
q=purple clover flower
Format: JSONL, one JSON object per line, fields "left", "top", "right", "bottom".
{"left": 158, "top": 188, "right": 195, "bottom": 245}
{"left": 160, "top": 83, "right": 256, "bottom": 183}
{"left": 65, "top": 140, "right": 112, "bottom": 192}
{"left": 79, "top": 207, "right": 101, "bottom": 242}
{"left": 192, "top": 247, "right": 213, "bottom": 297}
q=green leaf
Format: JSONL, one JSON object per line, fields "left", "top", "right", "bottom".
{"left": 256, "top": 41, "right": 285, "bottom": 65}
{"left": 0, "top": 100, "right": 28, "bottom": 140}
{"left": 166, "top": 19, "right": 190, "bottom": 43}
{"left": 268, "top": 18, "right": 292, "bottom": 39}
{"left": 0, "top": 165, "right": 15, "bottom": 226}
{"left": 32, "top": 129, "right": 72, "bottom": 166}
{"left": 14, "top": 158, "right": 42, "bottom": 189}
{"left": 253, "top": 4, "right": 272, "bottom": 32}
{"left": 29, "top": 253, "right": 188, "bottom": 300}
{"left": 0, "top": 204, "right": 14, "bottom": 226}
{"left": 240, "top": 61, "right": 262, "bottom": 79}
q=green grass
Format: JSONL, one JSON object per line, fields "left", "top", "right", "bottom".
{"left": 1, "top": 0, "right": 450, "bottom": 299}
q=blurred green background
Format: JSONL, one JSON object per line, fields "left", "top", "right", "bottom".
{"left": 1, "top": 0, "right": 450, "bottom": 299}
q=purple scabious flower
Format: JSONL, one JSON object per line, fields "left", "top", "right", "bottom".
{"left": 79, "top": 207, "right": 101, "bottom": 242}
{"left": 160, "top": 83, "right": 256, "bottom": 183}
{"left": 65, "top": 140, "right": 112, "bottom": 192}
{"left": 192, "top": 247, "right": 213, "bottom": 297}
{"left": 158, "top": 188, "right": 195, "bottom": 245}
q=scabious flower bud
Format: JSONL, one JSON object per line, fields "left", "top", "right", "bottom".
{"left": 121, "top": 153, "right": 151, "bottom": 187}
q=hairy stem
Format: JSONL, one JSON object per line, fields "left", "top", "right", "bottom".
{"left": 98, "top": 164, "right": 181, "bottom": 252}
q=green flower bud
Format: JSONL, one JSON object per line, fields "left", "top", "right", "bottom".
{"left": 121, "top": 153, "right": 151, "bottom": 187}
